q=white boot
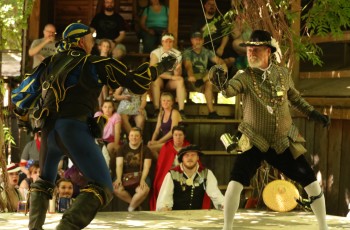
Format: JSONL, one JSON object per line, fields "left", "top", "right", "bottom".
{"left": 223, "top": 181, "right": 243, "bottom": 230}
{"left": 304, "top": 181, "right": 328, "bottom": 230}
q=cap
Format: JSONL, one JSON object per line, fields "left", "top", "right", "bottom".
{"left": 62, "top": 22, "right": 90, "bottom": 40}
{"left": 191, "top": 32, "right": 203, "bottom": 39}
{"left": 7, "top": 163, "right": 21, "bottom": 173}
{"left": 239, "top": 30, "right": 276, "bottom": 53}
{"left": 177, "top": 144, "right": 203, "bottom": 163}
{"left": 162, "top": 33, "right": 175, "bottom": 41}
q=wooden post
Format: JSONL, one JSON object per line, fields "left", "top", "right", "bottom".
{"left": 168, "top": 0, "right": 179, "bottom": 48}
{"left": 291, "top": 0, "right": 301, "bottom": 85}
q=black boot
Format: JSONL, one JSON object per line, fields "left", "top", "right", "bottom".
{"left": 28, "top": 179, "right": 55, "bottom": 230}
{"left": 56, "top": 183, "right": 113, "bottom": 230}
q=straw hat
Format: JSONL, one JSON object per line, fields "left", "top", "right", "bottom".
{"left": 262, "top": 179, "right": 299, "bottom": 212}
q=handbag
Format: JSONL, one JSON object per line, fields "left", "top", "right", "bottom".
{"left": 122, "top": 143, "right": 143, "bottom": 189}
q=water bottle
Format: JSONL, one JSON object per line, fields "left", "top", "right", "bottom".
{"left": 138, "top": 39, "right": 144, "bottom": 54}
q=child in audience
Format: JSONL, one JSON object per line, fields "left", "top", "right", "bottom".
{"left": 19, "top": 163, "right": 40, "bottom": 199}
{"left": 0, "top": 163, "right": 23, "bottom": 212}
{"left": 94, "top": 99, "right": 122, "bottom": 169}
{"left": 98, "top": 39, "right": 112, "bottom": 57}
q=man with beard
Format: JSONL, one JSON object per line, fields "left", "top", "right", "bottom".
{"left": 156, "top": 145, "right": 224, "bottom": 211}
{"left": 212, "top": 30, "right": 330, "bottom": 230}
{"left": 193, "top": 0, "right": 237, "bottom": 68}
{"left": 183, "top": 31, "right": 227, "bottom": 119}
{"left": 90, "top": 0, "right": 126, "bottom": 45}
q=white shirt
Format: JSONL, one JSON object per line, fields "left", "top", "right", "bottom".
{"left": 156, "top": 164, "right": 224, "bottom": 211}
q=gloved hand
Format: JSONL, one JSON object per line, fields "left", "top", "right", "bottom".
{"left": 154, "top": 55, "right": 177, "bottom": 78}
{"left": 309, "top": 110, "right": 330, "bottom": 127}
{"left": 209, "top": 65, "right": 228, "bottom": 91}
{"left": 14, "top": 107, "right": 32, "bottom": 130}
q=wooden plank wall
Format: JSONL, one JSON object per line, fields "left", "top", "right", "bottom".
{"left": 53, "top": 0, "right": 98, "bottom": 34}
{"left": 293, "top": 117, "right": 350, "bottom": 216}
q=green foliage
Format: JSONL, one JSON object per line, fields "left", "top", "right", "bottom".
{"left": 3, "top": 125, "right": 15, "bottom": 145}
{"left": 0, "top": 0, "right": 34, "bottom": 50}
{"left": 204, "top": 0, "right": 350, "bottom": 68}
{"left": 301, "top": 0, "right": 350, "bottom": 37}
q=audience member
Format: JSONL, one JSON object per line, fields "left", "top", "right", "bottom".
{"left": 98, "top": 39, "right": 113, "bottom": 57}
{"left": 94, "top": 99, "right": 122, "bottom": 168}
{"left": 112, "top": 43, "right": 127, "bottom": 61}
{"left": 139, "top": 0, "right": 169, "bottom": 53}
{"left": 28, "top": 24, "right": 57, "bottom": 68}
{"left": 114, "top": 87, "right": 147, "bottom": 135}
{"left": 19, "top": 128, "right": 41, "bottom": 179}
{"left": 0, "top": 163, "right": 23, "bottom": 212}
{"left": 192, "top": 0, "right": 237, "bottom": 67}
{"left": 52, "top": 178, "right": 74, "bottom": 213}
{"left": 148, "top": 92, "right": 182, "bottom": 159}
{"left": 90, "top": 0, "right": 127, "bottom": 46}
{"left": 150, "top": 33, "right": 186, "bottom": 119}
{"left": 183, "top": 31, "right": 227, "bottom": 119}
{"left": 133, "top": 0, "right": 150, "bottom": 38}
{"left": 150, "top": 125, "right": 190, "bottom": 210}
{"left": 113, "top": 127, "right": 152, "bottom": 211}
{"left": 19, "top": 163, "right": 40, "bottom": 199}
{"left": 156, "top": 145, "right": 224, "bottom": 211}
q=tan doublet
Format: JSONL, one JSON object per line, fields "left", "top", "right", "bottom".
{"left": 224, "top": 64, "right": 314, "bottom": 158}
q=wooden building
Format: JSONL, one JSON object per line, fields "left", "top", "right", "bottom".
{"left": 24, "top": 0, "right": 350, "bottom": 217}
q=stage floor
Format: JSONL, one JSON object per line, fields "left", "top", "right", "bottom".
{"left": 0, "top": 209, "right": 349, "bottom": 229}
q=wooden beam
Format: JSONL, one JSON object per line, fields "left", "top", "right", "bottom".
{"left": 304, "top": 97, "right": 350, "bottom": 107}
{"left": 291, "top": 0, "right": 301, "bottom": 85}
{"left": 28, "top": 0, "right": 41, "bottom": 42}
{"left": 168, "top": 0, "right": 178, "bottom": 48}
{"left": 300, "top": 70, "right": 350, "bottom": 79}
{"left": 303, "top": 31, "right": 350, "bottom": 44}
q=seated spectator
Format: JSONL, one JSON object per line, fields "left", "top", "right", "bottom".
{"left": 19, "top": 163, "right": 40, "bottom": 199}
{"left": 98, "top": 39, "right": 113, "bottom": 57}
{"left": 183, "top": 31, "right": 228, "bottom": 119}
{"left": 147, "top": 92, "right": 182, "bottom": 159}
{"left": 90, "top": 0, "right": 127, "bottom": 46}
{"left": 156, "top": 145, "right": 224, "bottom": 211}
{"left": 133, "top": 0, "right": 149, "bottom": 39}
{"left": 112, "top": 44, "right": 127, "bottom": 61}
{"left": 52, "top": 178, "right": 74, "bottom": 213}
{"left": 113, "top": 127, "right": 152, "bottom": 211}
{"left": 114, "top": 87, "right": 147, "bottom": 135}
{"left": 19, "top": 128, "right": 41, "bottom": 179}
{"left": 149, "top": 33, "right": 186, "bottom": 119}
{"left": 139, "top": 0, "right": 169, "bottom": 53}
{"left": 94, "top": 98, "right": 122, "bottom": 169}
{"left": 0, "top": 163, "right": 24, "bottom": 212}
{"left": 192, "top": 0, "right": 237, "bottom": 68}
{"left": 28, "top": 23, "right": 57, "bottom": 68}
{"left": 150, "top": 125, "right": 190, "bottom": 210}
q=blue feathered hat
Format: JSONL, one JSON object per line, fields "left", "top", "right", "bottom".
{"left": 57, "top": 22, "right": 91, "bottom": 52}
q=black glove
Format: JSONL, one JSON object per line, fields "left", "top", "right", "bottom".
{"left": 209, "top": 65, "right": 228, "bottom": 91}
{"left": 14, "top": 107, "right": 32, "bottom": 131}
{"left": 194, "top": 79, "right": 205, "bottom": 88}
{"left": 309, "top": 110, "right": 330, "bottom": 127}
{"left": 155, "top": 55, "right": 177, "bottom": 76}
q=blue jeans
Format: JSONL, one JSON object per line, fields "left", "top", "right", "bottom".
{"left": 40, "top": 118, "right": 113, "bottom": 191}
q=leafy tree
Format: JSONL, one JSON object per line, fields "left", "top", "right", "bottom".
{"left": 206, "top": 0, "right": 350, "bottom": 68}
{"left": 0, "top": 0, "right": 33, "bottom": 209}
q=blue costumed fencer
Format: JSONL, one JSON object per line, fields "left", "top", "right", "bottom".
{"left": 12, "top": 22, "right": 176, "bottom": 230}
